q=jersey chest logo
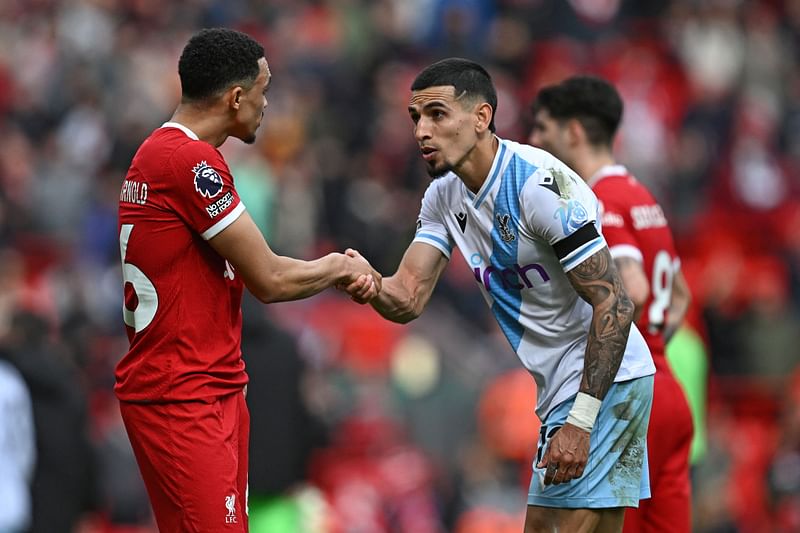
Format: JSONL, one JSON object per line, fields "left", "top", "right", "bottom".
{"left": 193, "top": 160, "right": 224, "bottom": 199}
{"left": 495, "top": 213, "right": 516, "bottom": 243}
{"left": 454, "top": 211, "right": 467, "bottom": 233}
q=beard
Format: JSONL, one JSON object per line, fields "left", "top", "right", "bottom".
{"left": 425, "top": 159, "right": 452, "bottom": 179}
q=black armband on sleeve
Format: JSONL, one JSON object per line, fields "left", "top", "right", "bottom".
{"left": 552, "top": 223, "right": 600, "bottom": 260}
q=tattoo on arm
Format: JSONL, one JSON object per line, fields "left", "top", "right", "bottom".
{"left": 566, "top": 247, "right": 635, "bottom": 401}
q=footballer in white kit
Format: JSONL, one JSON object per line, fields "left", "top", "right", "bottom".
{"left": 414, "top": 138, "right": 655, "bottom": 508}
{"left": 414, "top": 138, "right": 654, "bottom": 419}
{"left": 343, "top": 58, "right": 655, "bottom": 529}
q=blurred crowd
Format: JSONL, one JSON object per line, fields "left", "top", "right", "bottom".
{"left": 0, "top": 0, "right": 799, "bottom": 531}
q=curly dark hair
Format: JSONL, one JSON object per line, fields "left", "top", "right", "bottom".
{"left": 411, "top": 57, "right": 498, "bottom": 133}
{"left": 531, "top": 76, "right": 623, "bottom": 148}
{"left": 178, "top": 28, "right": 265, "bottom": 102}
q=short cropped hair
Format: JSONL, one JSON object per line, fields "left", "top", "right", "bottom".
{"left": 411, "top": 58, "right": 498, "bottom": 133}
{"left": 532, "top": 76, "right": 623, "bottom": 148}
{"left": 178, "top": 28, "right": 264, "bottom": 102}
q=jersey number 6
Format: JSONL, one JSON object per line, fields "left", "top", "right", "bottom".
{"left": 120, "top": 224, "right": 159, "bottom": 332}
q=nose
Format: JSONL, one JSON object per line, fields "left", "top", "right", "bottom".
{"left": 414, "top": 118, "right": 431, "bottom": 142}
{"left": 528, "top": 130, "right": 540, "bottom": 147}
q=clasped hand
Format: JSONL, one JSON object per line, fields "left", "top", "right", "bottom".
{"left": 338, "top": 248, "right": 381, "bottom": 303}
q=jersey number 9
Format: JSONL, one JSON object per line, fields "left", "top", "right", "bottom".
{"left": 648, "top": 250, "right": 674, "bottom": 333}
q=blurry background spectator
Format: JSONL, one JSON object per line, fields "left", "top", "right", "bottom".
{"left": 0, "top": 0, "right": 798, "bottom": 531}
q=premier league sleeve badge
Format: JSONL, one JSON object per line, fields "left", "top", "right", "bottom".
{"left": 193, "top": 160, "right": 224, "bottom": 199}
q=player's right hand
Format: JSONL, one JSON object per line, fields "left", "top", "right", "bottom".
{"left": 338, "top": 248, "right": 382, "bottom": 303}
{"left": 537, "top": 423, "right": 590, "bottom": 485}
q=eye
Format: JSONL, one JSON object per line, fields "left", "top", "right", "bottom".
{"left": 432, "top": 110, "right": 445, "bottom": 119}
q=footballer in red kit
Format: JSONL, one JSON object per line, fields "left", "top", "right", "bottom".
{"left": 118, "top": 120, "right": 253, "bottom": 533}
{"left": 117, "top": 123, "right": 248, "bottom": 402}
{"left": 117, "top": 29, "right": 381, "bottom": 532}
{"left": 590, "top": 165, "right": 694, "bottom": 533}
{"left": 531, "top": 77, "right": 694, "bottom": 533}
{"left": 591, "top": 165, "right": 680, "bottom": 357}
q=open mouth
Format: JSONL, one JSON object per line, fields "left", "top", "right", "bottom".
{"left": 421, "top": 146, "right": 437, "bottom": 161}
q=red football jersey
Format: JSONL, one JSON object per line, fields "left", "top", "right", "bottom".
{"left": 116, "top": 122, "right": 248, "bottom": 402}
{"left": 590, "top": 165, "right": 680, "bottom": 358}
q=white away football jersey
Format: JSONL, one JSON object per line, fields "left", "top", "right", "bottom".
{"left": 414, "top": 138, "right": 654, "bottom": 418}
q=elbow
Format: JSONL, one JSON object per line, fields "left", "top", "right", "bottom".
{"left": 626, "top": 278, "right": 649, "bottom": 313}
{"left": 249, "top": 287, "right": 281, "bottom": 304}
{"left": 629, "top": 290, "right": 648, "bottom": 323}
{"left": 630, "top": 288, "right": 649, "bottom": 313}
{"left": 246, "top": 274, "right": 286, "bottom": 304}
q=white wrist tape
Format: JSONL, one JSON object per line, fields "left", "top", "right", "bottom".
{"left": 566, "top": 392, "right": 602, "bottom": 432}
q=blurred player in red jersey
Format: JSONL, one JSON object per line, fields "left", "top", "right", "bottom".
{"left": 529, "top": 76, "right": 693, "bottom": 533}
{"left": 116, "top": 28, "right": 379, "bottom": 532}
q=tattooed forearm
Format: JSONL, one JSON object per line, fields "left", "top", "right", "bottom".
{"left": 566, "top": 247, "right": 635, "bottom": 400}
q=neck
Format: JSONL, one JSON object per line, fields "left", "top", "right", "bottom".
{"left": 170, "top": 104, "right": 230, "bottom": 148}
{"left": 570, "top": 146, "right": 616, "bottom": 184}
{"left": 457, "top": 134, "right": 499, "bottom": 194}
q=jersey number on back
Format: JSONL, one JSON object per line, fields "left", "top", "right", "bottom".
{"left": 120, "top": 224, "right": 159, "bottom": 332}
{"left": 648, "top": 250, "right": 674, "bottom": 333}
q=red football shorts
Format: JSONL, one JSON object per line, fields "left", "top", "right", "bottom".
{"left": 624, "top": 357, "right": 693, "bottom": 533}
{"left": 120, "top": 391, "right": 250, "bottom": 532}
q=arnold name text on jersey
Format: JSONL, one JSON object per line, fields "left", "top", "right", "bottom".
{"left": 120, "top": 180, "right": 148, "bottom": 205}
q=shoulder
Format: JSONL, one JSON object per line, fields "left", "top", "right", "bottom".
{"left": 499, "top": 139, "right": 565, "bottom": 172}
{"left": 515, "top": 156, "right": 591, "bottom": 204}
{"left": 169, "top": 139, "right": 231, "bottom": 194}
{"left": 135, "top": 128, "right": 222, "bottom": 176}
{"left": 496, "top": 140, "right": 581, "bottom": 187}
{"left": 494, "top": 139, "right": 584, "bottom": 199}
{"left": 592, "top": 167, "right": 651, "bottom": 200}
{"left": 171, "top": 137, "right": 225, "bottom": 165}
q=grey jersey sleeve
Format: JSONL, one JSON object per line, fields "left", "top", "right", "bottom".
{"left": 412, "top": 180, "right": 454, "bottom": 259}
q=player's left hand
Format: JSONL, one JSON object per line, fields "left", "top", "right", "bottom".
{"left": 537, "top": 423, "right": 590, "bottom": 485}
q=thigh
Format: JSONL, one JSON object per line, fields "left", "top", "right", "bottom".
{"left": 120, "top": 394, "right": 250, "bottom": 533}
{"left": 528, "top": 376, "right": 654, "bottom": 510}
{"left": 525, "top": 505, "right": 624, "bottom": 533}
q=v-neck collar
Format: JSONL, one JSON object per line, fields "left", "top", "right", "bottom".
{"left": 470, "top": 137, "right": 507, "bottom": 209}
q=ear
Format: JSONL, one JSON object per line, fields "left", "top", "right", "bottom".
{"left": 227, "top": 86, "right": 244, "bottom": 111}
{"left": 566, "top": 118, "right": 584, "bottom": 146}
{"left": 475, "top": 102, "right": 493, "bottom": 133}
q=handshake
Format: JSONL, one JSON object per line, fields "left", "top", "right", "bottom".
{"left": 335, "top": 248, "right": 382, "bottom": 304}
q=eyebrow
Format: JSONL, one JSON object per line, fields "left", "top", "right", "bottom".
{"left": 408, "top": 100, "right": 450, "bottom": 114}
